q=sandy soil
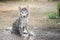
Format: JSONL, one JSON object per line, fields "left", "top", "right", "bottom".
{"left": 0, "top": 2, "right": 57, "bottom": 29}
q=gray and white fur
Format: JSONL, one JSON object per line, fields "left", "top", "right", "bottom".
{"left": 11, "top": 7, "right": 30, "bottom": 36}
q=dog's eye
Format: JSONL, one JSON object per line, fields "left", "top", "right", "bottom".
{"left": 21, "top": 11, "right": 24, "bottom": 14}
{"left": 22, "top": 12, "right": 26, "bottom": 14}
{"left": 22, "top": 12, "right": 23, "bottom": 13}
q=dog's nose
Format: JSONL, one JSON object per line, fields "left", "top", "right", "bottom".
{"left": 23, "top": 16, "right": 25, "bottom": 17}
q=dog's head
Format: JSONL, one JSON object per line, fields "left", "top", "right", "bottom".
{"left": 19, "top": 6, "right": 29, "bottom": 18}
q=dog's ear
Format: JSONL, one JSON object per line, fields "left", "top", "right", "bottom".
{"left": 18, "top": 6, "right": 21, "bottom": 16}
{"left": 19, "top": 6, "right": 21, "bottom": 10}
{"left": 26, "top": 5, "right": 30, "bottom": 13}
{"left": 26, "top": 5, "right": 29, "bottom": 10}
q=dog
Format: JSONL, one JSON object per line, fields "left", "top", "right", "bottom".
{"left": 11, "top": 6, "right": 30, "bottom": 37}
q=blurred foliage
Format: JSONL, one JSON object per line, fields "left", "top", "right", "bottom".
{"left": 48, "top": 0, "right": 59, "bottom": 2}
{"left": 57, "top": 0, "right": 60, "bottom": 17}
{"left": 48, "top": 12, "right": 58, "bottom": 19}
{"left": 57, "top": 0, "right": 60, "bottom": 8}
{"left": 0, "top": 0, "right": 28, "bottom": 1}
{"left": 0, "top": 0, "right": 59, "bottom": 2}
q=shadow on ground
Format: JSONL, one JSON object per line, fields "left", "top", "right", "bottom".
{"left": 0, "top": 27, "right": 60, "bottom": 40}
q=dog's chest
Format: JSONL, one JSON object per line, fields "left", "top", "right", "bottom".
{"left": 20, "top": 18, "right": 28, "bottom": 26}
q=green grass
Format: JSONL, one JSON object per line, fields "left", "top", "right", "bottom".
{"left": 48, "top": 12, "right": 58, "bottom": 19}
{"left": 48, "top": 0, "right": 53, "bottom": 2}
{"left": 48, "top": 0, "right": 58, "bottom": 2}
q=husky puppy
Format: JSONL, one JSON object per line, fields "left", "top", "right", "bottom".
{"left": 11, "top": 7, "right": 29, "bottom": 36}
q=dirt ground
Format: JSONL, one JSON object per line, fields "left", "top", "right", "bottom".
{"left": 0, "top": 2, "right": 58, "bottom": 29}
{"left": 0, "top": 1, "right": 60, "bottom": 40}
